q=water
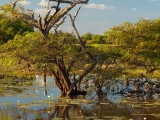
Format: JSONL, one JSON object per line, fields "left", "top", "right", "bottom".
{"left": 0, "top": 76, "right": 60, "bottom": 104}
{"left": 1, "top": 77, "right": 160, "bottom": 120}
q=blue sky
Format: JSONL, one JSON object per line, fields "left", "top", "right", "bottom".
{"left": 1, "top": 0, "right": 160, "bottom": 35}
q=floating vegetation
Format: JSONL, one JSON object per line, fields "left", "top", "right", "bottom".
{"left": 0, "top": 78, "right": 34, "bottom": 97}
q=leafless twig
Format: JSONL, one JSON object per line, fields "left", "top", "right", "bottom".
{"left": 9, "top": 0, "right": 18, "bottom": 10}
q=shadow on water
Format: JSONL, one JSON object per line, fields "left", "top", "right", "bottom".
{"left": 1, "top": 77, "right": 160, "bottom": 119}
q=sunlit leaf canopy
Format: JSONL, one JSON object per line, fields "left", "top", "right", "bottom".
{"left": 105, "top": 18, "right": 160, "bottom": 75}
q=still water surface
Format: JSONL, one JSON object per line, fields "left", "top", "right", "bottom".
{"left": 0, "top": 77, "right": 160, "bottom": 120}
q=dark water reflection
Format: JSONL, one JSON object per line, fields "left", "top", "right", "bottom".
{"left": 0, "top": 77, "right": 160, "bottom": 120}
{"left": 1, "top": 100, "right": 160, "bottom": 120}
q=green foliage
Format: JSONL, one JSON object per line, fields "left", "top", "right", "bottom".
{"left": 82, "top": 33, "right": 106, "bottom": 44}
{"left": 82, "top": 32, "right": 93, "bottom": 40}
{"left": 105, "top": 18, "right": 160, "bottom": 76}
{"left": 0, "top": 31, "right": 86, "bottom": 74}
{"left": 0, "top": 5, "right": 34, "bottom": 45}
{"left": 92, "top": 35, "right": 105, "bottom": 44}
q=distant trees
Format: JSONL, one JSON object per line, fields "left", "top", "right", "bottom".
{"left": 0, "top": 13, "right": 33, "bottom": 45}
{"left": 82, "top": 32, "right": 106, "bottom": 44}
{"left": 105, "top": 19, "right": 160, "bottom": 77}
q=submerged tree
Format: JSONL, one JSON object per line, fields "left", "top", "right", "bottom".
{"left": 0, "top": 0, "right": 97, "bottom": 97}
{"left": 81, "top": 44, "right": 123, "bottom": 100}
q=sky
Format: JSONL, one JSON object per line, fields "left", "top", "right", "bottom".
{"left": 0, "top": 0, "right": 160, "bottom": 35}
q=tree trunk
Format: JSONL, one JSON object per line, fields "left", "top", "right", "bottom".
{"left": 52, "top": 73, "right": 87, "bottom": 97}
{"left": 60, "top": 91, "right": 66, "bottom": 97}
{"left": 43, "top": 67, "right": 47, "bottom": 86}
{"left": 97, "top": 88, "right": 104, "bottom": 100}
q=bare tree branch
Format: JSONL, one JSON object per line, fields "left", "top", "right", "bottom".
{"left": 54, "top": 16, "right": 67, "bottom": 33}
{"left": 45, "top": 0, "right": 51, "bottom": 12}
{"left": 48, "top": 3, "right": 77, "bottom": 33}
{"left": 73, "top": 6, "right": 81, "bottom": 21}
{"left": 67, "top": 8, "right": 97, "bottom": 95}
{"left": 9, "top": 0, "right": 18, "bottom": 10}
{"left": 8, "top": 0, "right": 79, "bottom": 38}
{"left": 38, "top": 14, "right": 43, "bottom": 31}
{"left": 51, "top": 0, "right": 89, "bottom": 4}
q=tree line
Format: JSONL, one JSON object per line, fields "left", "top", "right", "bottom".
{"left": 0, "top": 0, "right": 160, "bottom": 97}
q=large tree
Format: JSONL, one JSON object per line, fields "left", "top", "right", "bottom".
{"left": 1, "top": 0, "right": 97, "bottom": 97}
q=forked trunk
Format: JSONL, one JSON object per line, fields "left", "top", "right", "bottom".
{"left": 52, "top": 73, "right": 86, "bottom": 97}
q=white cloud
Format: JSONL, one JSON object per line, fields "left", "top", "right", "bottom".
{"left": 34, "top": 8, "right": 56, "bottom": 16}
{"left": 132, "top": 8, "right": 137, "bottom": 11}
{"left": 35, "top": 8, "right": 46, "bottom": 14}
{"left": 84, "top": 3, "right": 115, "bottom": 10}
{"left": 38, "top": 0, "right": 48, "bottom": 7}
{"left": 18, "top": 0, "right": 31, "bottom": 5}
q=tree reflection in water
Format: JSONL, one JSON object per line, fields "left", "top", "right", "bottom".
{"left": 1, "top": 78, "right": 160, "bottom": 119}
{"left": 0, "top": 103, "right": 85, "bottom": 120}
{"left": 48, "top": 104, "right": 84, "bottom": 119}
{"left": 1, "top": 98, "right": 160, "bottom": 120}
